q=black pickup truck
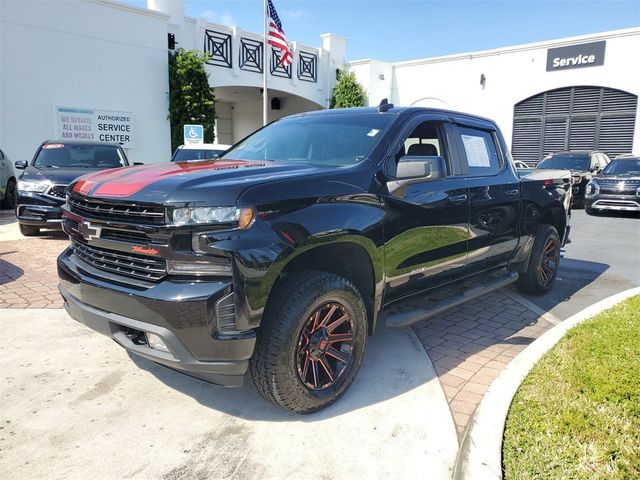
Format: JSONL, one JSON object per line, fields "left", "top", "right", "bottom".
{"left": 57, "top": 104, "right": 571, "bottom": 413}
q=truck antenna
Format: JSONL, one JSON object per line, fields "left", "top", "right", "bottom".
{"left": 378, "top": 98, "right": 394, "bottom": 113}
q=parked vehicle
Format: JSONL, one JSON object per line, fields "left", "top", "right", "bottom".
{"left": 0, "top": 148, "right": 17, "bottom": 209}
{"left": 536, "top": 150, "right": 610, "bottom": 207}
{"left": 57, "top": 104, "right": 571, "bottom": 413}
{"left": 15, "top": 140, "right": 132, "bottom": 236}
{"left": 171, "top": 143, "right": 232, "bottom": 162}
{"left": 585, "top": 156, "right": 640, "bottom": 215}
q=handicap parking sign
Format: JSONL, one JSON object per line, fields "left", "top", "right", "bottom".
{"left": 183, "top": 124, "right": 204, "bottom": 145}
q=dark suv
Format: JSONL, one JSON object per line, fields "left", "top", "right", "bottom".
{"left": 536, "top": 150, "right": 610, "bottom": 207}
{"left": 15, "top": 141, "right": 131, "bottom": 236}
{"left": 585, "top": 156, "right": 640, "bottom": 215}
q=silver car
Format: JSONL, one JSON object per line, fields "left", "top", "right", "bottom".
{"left": 0, "top": 148, "right": 17, "bottom": 209}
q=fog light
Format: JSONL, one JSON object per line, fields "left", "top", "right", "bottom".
{"left": 146, "top": 333, "right": 170, "bottom": 353}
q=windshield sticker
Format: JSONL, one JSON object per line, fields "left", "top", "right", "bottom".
{"left": 367, "top": 129, "right": 380, "bottom": 137}
{"left": 43, "top": 144, "right": 64, "bottom": 149}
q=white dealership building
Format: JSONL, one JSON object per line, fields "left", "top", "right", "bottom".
{"left": 1, "top": 0, "right": 638, "bottom": 165}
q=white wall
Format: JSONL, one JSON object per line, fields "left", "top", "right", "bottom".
{"left": 0, "top": 0, "right": 172, "bottom": 164}
{"left": 169, "top": 19, "right": 340, "bottom": 110}
{"left": 350, "top": 29, "right": 640, "bottom": 154}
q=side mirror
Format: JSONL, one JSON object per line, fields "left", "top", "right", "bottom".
{"left": 14, "top": 160, "right": 28, "bottom": 170}
{"left": 395, "top": 155, "right": 446, "bottom": 181}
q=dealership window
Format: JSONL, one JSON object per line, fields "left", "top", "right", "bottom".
{"left": 512, "top": 86, "right": 638, "bottom": 165}
{"left": 458, "top": 126, "right": 501, "bottom": 176}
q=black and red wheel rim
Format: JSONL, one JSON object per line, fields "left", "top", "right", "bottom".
{"left": 538, "top": 237, "right": 558, "bottom": 287}
{"left": 296, "top": 302, "right": 354, "bottom": 391}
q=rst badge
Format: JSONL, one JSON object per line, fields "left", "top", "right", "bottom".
{"left": 77, "top": 220, "right": 102, "bottom": 241}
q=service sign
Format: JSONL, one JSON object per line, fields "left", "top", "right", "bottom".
{"left": 55, "top": 107, "right": 134, "bottom": 148}
{"left": 546, "top": 41, "right": 606, "bottom": 72}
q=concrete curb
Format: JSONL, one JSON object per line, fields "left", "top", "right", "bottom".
{"left": 453, "top": 286, "right": 640, "bottom": 480}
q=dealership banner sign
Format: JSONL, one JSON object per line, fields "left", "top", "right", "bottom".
{"left": 546, "top": 41, "right": 606, "bottom": 72}
{"left": 55, "top": 107, "right": 134, "bottom": 148}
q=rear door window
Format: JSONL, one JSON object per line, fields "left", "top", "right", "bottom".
{"left": 458, "top": 126, "right": 502, "bottom": 176}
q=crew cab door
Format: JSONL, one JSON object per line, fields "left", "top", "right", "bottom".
{"left": 381, "top": 116, "right": 470, "bottom": 303}
{"left": 452, "top": 121, "right": 521, "bottom": 273}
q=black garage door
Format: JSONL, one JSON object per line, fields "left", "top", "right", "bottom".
{"left": 512, "top": 86, "right": 637, "bottom": 165}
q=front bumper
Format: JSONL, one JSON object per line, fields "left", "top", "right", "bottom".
{"left": 16, "top": 191, "right": 65, "bottom": 228}
{"left": 586, "top": 194, "right": 640, "bottom": 212}
{"left": 57, "top": 248, "right": 256, "bottom": 387}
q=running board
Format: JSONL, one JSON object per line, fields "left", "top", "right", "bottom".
{"left": 384, "top": 270, "right": 519, "bottom": 328}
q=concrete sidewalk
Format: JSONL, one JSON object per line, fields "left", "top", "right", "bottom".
{"left": 0, "top": 309, "right": 458, "bottom": 480}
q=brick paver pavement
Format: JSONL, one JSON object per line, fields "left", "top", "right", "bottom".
{"left": 411, "top": 288, "right": 558, "bottom": 437}
{"left": 1, "top": 218, "right": 559, "bottom": 439}
{"left": 0, "top": 234, "right": 69, "bottom": 308}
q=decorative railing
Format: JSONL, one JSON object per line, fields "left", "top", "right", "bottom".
{"left": 271, "top": 49, "right": 291, "bottom": 78}
{"left": 202, "top": 27, "right": 318, "bottom": 84}
{"left": 297, "top": 51, "right": 317, "bottom": 82}
{"left": 240, "top": 37, "right": 263, "bottom": 73}
{"left": 204, "top": 29, "right": 232, "bottom": 68}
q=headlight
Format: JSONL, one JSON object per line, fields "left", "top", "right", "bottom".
{"left": 167, "top": 258, "right": 232, "bottom": 276}
{"left": 584, "top": 181, "right": 599, "bottom": 198}
{"left": 636, "top": 186, "right": 640, "bottom": 198}
{"left": 169, "top": 206, "right": 254, "bottom": 228}
{"left": 17, "top": 180, "right": 51, "bottom": 193}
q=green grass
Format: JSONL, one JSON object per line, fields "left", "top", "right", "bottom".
{"left": 503, "top": 295, "right": 640, "bottom": 480}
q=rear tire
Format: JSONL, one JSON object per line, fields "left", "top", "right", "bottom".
{"left": 19, "top": 223, "right": 39, "bottom": 236}
{"left": 515, "top": 224, "right": 560, "bottom": 295}
{"left": 250, "top": 271, "right": 367, "bottom": 413}
{"left": 2, "top": 179, "right": 16, "bottom": 209}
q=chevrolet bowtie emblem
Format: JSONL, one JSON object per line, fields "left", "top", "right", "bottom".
{"left": 78, "top": 220, "right": 101, "bottom": 241}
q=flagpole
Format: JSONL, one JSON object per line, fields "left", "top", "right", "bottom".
{"left": 262, "top": 0, "right": 268, "bottom": 126}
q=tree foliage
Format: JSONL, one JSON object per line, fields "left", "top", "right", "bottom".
{"left": 330, "top": 71, "right": 366, "bottom": 109}
{"left": 168, "top": 49, "right": 216, "bottom": 150}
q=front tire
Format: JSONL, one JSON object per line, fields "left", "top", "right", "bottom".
{"left": 515, "top": 224, "right": 560, "bottom": 295}
{"left": 250, "top": 271, "right": 367, "bottom": 413}
{"left": 19, "top": 223, "right": 39, "bottom": 236}
{"left": 585, "top": 205, "right": 600, "bottom": 216}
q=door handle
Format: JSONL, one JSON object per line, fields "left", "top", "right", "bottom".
{"left": 448, "top": 194, "right": 468, "bottom": 203}
{"left": 505, "top": 189, "right": 519, "bottom": 197}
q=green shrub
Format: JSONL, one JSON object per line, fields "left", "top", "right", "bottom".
{"left": 330, "top": 71, "right": 366, "bottom": 109}
{"left": 168, "top": 49, "right": 216, "bottom": 151}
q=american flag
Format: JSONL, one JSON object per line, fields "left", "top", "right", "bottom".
{"left": 267, "top": 0, "right": 293, "bottom": 68}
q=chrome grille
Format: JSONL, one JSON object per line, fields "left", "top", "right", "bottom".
{"left": 597, "top": 179, "right": 640, "bottom": 195}
{"left": 68, "top": 197, "right": 165, "bottom": 224}
{"left": 72, "top": 240, "right": 166, "bottom": 281}
{"left": 100, "top": 228, "right": 152, "bottom": 244}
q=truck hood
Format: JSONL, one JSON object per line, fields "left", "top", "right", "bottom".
{"left": 69, "top": 159, "right": 342, "bottom": 205}
{"left": 20, "top": 166, "right": 105, "bottom": 186}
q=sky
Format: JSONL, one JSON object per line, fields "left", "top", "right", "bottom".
{"left": 123, "top": 0, "right": 640, "bottom": 62}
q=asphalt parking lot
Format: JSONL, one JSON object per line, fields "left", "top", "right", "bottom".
{"left": 0, "top": 208, "right": 638, "bottom": 479}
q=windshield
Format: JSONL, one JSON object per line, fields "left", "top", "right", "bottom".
{"left": 173, "top": 148, "right": 225, "bottom": 162}
{"left": 222, "top": 114, "right": 395, "bottom": 167}
{"left": 34, "top": 144, "right": 126, "bottom": 168}
{"left": 601, "top": 158, "right": 640, "bottom": 176}
{"left": 537, "top": 155, "right": 589, "bottom": 171}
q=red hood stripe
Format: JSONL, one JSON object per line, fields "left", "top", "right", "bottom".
{"left": 74, "top": 160, "right": 256, "bottom": 198}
